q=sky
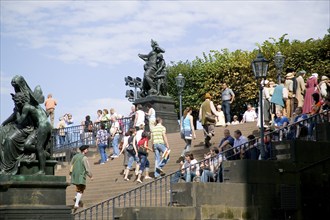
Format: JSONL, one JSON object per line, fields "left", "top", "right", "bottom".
{"left": 1, "top": 0, "right": 329, "bottom": 125}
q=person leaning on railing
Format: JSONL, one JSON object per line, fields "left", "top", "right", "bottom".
{"left": 307, "top": 93, "right": 322, "bottom": 140}
{"left": 200, "top": 147, "right": 222, "bottom": 182}
{"left": 273, "top": 110, "right": 290, "bottom": 141}
{"left": 240, "top": 135, "right": 259, "bottom": 160}
{"left": 171, "top": 152, "right": 199, "bottom": 183}
{"left": 218, "top": 129, "right": 235, "bottom": 160}
{"left": 290, "top": 107, "right": 308, "bottom": 139}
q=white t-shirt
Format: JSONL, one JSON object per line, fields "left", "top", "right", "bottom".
{"left": 242, "top": 110, "right": 257, "bottom": 122}
{"left": 135, "top": 110, "right": 145, "bottom": 127}
{"left": 135, "top": 130, "right": 143, "bottom": 143}
{"left": 110, "top": 121, "right": 120, "bottom": 135}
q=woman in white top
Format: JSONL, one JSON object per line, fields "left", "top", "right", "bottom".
{"left": 145, "top": 103, "right": 156, "bottom": 131}
{"left": 180, "top": 107, "right": 196, "bottom": 159}
{"left": 182, "top": 152, "right": 199, "bottom": 182}
{"left": 134, "top": 104, "right": 145, "bottom": 130}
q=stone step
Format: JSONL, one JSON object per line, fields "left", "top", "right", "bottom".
{"left": 56, "top": 122, "right": 258, "bottom": 209}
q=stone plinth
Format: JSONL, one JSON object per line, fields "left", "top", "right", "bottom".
{"left": 0, "top": 175, "right": 72, "bottom": 220}
{"left": 18, "top": 160, "right": 58, "bottom": 175}
{"left": 135, "top": 96, "right": 179, "bottom": 133}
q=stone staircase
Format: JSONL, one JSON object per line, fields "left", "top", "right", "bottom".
{"left": 55, "top": 122, "right": 259, "bottom": 209}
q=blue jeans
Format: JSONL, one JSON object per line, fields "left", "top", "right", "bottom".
{"left": 201, "top": 169, "right": 214, "bottom": 182}
{"left": 112, "top": 134, "right": 120, "bottom": 156}
{"left": 222, "top": 100, "right": 231, "bottom": 123}
{"left": 186, "top": 171, "right": 196, "bottom": 182}
{"left": 181, "top": 138, "right": 192, "bottom": 157}
{"left": 171, "top": 171, "right": 184, "bottom": 183}
{"left": 154, "top": 143, "right": 168, "bottom": 178}
{"left": 139, "top": 154, "right": 148, "bottom": 173}
{"left": 127, "top": 152, "right": 139, "bottom": 169}
{"left": 98, "top": 143, "right": 108, "bottom": 163}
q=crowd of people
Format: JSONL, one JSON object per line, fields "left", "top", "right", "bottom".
{"left": 63, "top": 71, "right": 330, "bottom": 213}
{"left": 58, "top": 69, "right": 330, "bottom": 189}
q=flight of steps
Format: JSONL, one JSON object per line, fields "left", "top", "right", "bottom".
{"left": 55, "top": 122, "right": 259, "bottom": 209}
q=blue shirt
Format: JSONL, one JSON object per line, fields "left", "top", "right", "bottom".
{"left": 219, "top": 136, "right": 235, "bottom": 147}
{"left": 182, "top": 116, "right": 192, "bottom": 131}
{"left": 270, "top": 84, "right": 285, "bottom": 107}
{"left": 222, "top": 88, "right": 234, "bottom": 101}
{"left": 275, "top": 116, "right": 290, "bottom": 126}
{"left": 294, "top": 114, "right": 308, "bottom": 123}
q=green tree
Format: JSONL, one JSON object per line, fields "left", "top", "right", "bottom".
{"left": 167, "top": 31, "right": 330, "bottom": 119}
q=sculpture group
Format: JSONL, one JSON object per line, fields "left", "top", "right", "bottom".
{"left": 139, "top": 39, "right": 168, "bottom": 97}
{"left": 0, "top": 75, "right": 52, "bottom": 175}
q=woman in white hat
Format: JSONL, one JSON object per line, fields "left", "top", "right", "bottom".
{"left": 319, "top": 75, "right": 329, "bottom": 99}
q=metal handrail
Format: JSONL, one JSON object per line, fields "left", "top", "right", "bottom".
{"left": 73, "top": 110, "right": 329, "bottom": 219}
{"left": 52, "top": 117, "right": 133, "bottom": 161}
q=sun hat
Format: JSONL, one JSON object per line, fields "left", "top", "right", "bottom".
{"left": 205, "top": 93, "right": 212, "bottom": 99}
{"left": 286, "top": 72, "right": 294, "bottom": 79}
{"left": 321, "top": 75, "right": 329, "bottom": 81}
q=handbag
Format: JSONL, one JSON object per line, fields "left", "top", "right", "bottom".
{"left": 205, "top": 112, "right": 216, "bottom": 123}
{"left": 138, "top": 146, "right": 147, "bottom": 155}
{"left": 184, "top": 130, "right": 192, "bottom": 140}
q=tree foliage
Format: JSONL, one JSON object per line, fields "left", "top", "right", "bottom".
{"left": 167, "top": 31, "right": 330, "bottom": 118}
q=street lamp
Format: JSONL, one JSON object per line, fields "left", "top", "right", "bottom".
{"left": 175, "top": 73, "right": 186, "bottom": 124}
{"left": 251, "top": 52, "right": 269, "bottom": 160}
{"left": 125, "top": 76, "right": 143, "bottom": 102}
{"left": 274, "top": 51, "right": 285, "bottom": 85}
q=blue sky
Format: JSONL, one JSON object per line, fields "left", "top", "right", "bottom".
{"left": 1, "top": 0, "right": 329, "bottom": 124}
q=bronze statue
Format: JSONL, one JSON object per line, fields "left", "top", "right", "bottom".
{"left": 0, "top": 75, "right": 52, "bottom": 175}
{"left": 138, "top": 39, "right": 168, "bottom": 97}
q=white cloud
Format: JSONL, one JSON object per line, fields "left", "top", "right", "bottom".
{"left": 1, "top": 1, "right": 328, "bottom": 68}
{"left": 0, "top": 0, "right": 329, "bottom": 125}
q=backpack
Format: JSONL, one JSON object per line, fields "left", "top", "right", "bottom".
{"left": 87, "top": 121, "right": 93, "bottom": 132}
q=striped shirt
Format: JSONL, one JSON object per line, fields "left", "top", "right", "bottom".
{"left": 151, "top": 124, "right": 166, "bottom": 144}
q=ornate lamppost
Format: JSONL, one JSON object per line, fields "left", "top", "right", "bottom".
{"left": 274, "top": 51, "right": 285, "bottom": 85}
{"left": 251, "top": 52, "right": 269, "bottom": 160}
{"left": 125, "top": 76, "right": 142, "bottom": 102}
{"left": 175, "top": 73, "right": 186, "bottom": 123}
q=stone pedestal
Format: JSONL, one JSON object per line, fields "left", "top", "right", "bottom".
{"left": 135, "top": 96, "right": 179, "bottom": 133}
{"left": 0, "top": 175, "right": 72, "bottom": 220}
{"left": 0, "top": 160, "right": 72, "bottom": 220}
{"left": 17, "top": 160, "right": 58, "bottom": 175}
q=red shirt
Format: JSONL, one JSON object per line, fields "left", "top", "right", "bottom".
{"left": 137, "top": 137, "right": 148, "bottom": 149}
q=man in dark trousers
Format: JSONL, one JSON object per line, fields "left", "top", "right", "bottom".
{"left": 199, "top": 93, "right": 219, "bottom": 148}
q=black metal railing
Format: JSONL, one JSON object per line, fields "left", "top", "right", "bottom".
{"left": 52, "top": 117, "right": 133, "bottom": 162}
{"left": 73, "top": 110, "right": 329, "bottom": 219}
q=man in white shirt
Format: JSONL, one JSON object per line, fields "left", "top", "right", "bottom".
{"left": 241, "top": 104, "right": 257, "bottom": 123}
